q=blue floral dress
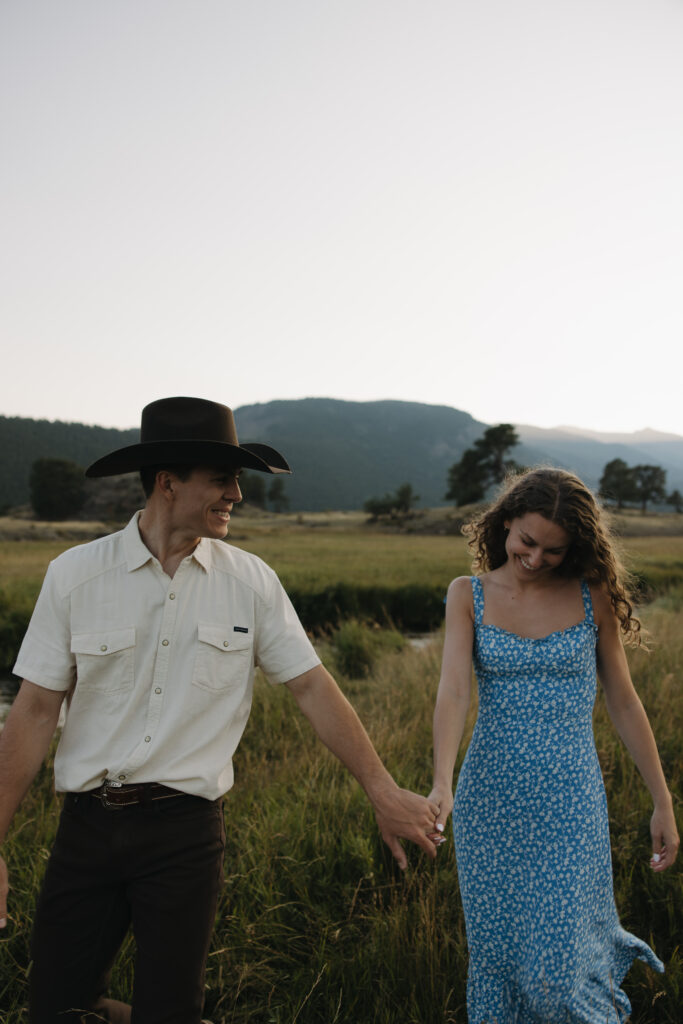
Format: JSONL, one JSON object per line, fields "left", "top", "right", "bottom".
{"left": 453, "top": 576, "right": 663, "bottom": 1023}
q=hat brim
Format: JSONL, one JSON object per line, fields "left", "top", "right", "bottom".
{"left": 240, "top": 443, "right": 291, "bottom": 473}
{"left": 85, "top": 439, "right": 291, "bottom": 478}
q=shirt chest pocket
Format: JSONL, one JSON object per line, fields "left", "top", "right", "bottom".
{"left": 193, "top": 624, "right": 254, "bottom": 694}
{"left": 71, "top": 627, "right": 136, "bottom": 694}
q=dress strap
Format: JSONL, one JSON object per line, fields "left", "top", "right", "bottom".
{"left": 470, "top": 576, "right": 484, "bottom": 626}
{"left": 580, "top": 580, "right": 595, "bottom": 625}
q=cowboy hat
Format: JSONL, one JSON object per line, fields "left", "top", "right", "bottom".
{"left": 85, "top": 397, "right": 291, "bottom": 478}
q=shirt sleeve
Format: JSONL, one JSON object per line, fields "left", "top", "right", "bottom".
{"left": 253, "top": 573, "right": 321, "bottom": 684}
{"left": 13, "top": 561, "right": 76, "bottom": 691}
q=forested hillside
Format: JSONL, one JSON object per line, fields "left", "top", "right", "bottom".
{"left": 234, "top": 399, "right": 486, "bottom": 510}
{"left": 2, "top": 400, "right": 683, "bottom": 513}
{"left": 0, "top": 416, "right": 137, "bottom": 509}
{"left": 0, "top": 401, "right": 487, "bottom": 512}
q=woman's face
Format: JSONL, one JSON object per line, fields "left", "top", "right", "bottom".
{"left": 504, "top": 512, "right": 571, "bottom": 580}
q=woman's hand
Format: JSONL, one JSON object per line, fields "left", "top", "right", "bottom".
{"left": 427, "top": 785, "right": 454, "bottom": 848}
{"left": 650, "top": 801, "right": 680, "bottom": 872}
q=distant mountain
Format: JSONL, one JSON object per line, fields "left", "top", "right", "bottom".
{"left": 514, "top": 424, "right": 683, "bottom": 496}
{"left": 553, "top": 426, "right": 683, "bottom": 444}
{"left": 2, "top": 401, "right": 682, "bottom": 513}
{"left": 234, "top": 398, "right": 486, "bottom": 510}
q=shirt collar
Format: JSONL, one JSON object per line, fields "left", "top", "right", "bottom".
{"left": 191, "top": 537, "right": 212, "bottom": 573}
{"left": 123, "top": 511, "right": 213, "bottom": 573}
{"left": 123, "top": 512, "right": 154, "bottom": 571}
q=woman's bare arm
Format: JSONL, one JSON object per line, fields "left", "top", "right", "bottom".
{"left": 430, "top": 577, "right": 475, "bottom": 831}
{"left": 593, "top": 586, "right": 679, "bottom": 871}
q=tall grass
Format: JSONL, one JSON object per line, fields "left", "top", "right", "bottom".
{"left": 1, "top": 606, "right": 680, "bottom": 1022}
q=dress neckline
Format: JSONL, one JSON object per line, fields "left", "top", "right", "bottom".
{"left": 478, "top": 619, "right": 587, "bottom": 644}
{"left": 470, "top": 576, "right": 595, "bottom": 642}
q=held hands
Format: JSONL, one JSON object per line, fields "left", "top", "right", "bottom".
{"left": 372, "top": 786, "right": 442, "bottom": 869}
{"left": 427, "top": 784, "right": 454, "bottom": 849}
{"left": 650, "top": 802, "right": 680, "bottom": 872}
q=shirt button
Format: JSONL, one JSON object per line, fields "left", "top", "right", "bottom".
{"left": 145, "top": 736, "right": 151, "bottom": 743}
{"left": 223, "top": 641, "right": 230, "bottom": 648}
{"left": 118, "top": 774, "right": 126, "bottom": 781}
{"left": 162, "top": 639, "right": 169, "bottom": 646}
{"left": 100, "top": 645, "right": 108, "bottom": 652}
{"left": 169, "top": 593, "right": 176, "bottom": 600}
{"left": 155, "top": 687, "right": 162, "bottom": 694}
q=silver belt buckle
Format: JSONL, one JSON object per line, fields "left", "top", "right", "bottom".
{"left": 101, "top": 779, "right": 123, "bottom": 809}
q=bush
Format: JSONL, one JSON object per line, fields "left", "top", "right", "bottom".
{"left": 29, "top": 458, "right": 85, "bottom": 520}
{"left": 329, "top": 620, "right": 405, "bottom": 679}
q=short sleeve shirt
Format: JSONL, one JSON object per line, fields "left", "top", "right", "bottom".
{"left": 13, "top": 513, "right": 321, "bottom": 799}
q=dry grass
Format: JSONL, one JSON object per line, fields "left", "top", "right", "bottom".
{"left": 1, "top": 605, "right": 680, "bottom": 1022}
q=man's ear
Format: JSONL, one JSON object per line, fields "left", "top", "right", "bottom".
{"left": 157, "top": 471, "right": 175, "bottom": 499}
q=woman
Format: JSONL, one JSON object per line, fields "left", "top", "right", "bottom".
{"left": 429, "top": 468, "right": 679, "bottom": 1022}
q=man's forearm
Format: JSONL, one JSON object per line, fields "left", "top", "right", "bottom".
{"left": 0, "top": 681, "right": 64, "bottom": 841}
{"left": 286, "top": 664, "right": 397, "bottom": 801}
{"left": 285, "top": 664, "right": 439, "bottom": 868}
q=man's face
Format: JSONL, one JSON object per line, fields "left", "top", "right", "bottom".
{"left": 168, "top": 465, "right": 243, "bottom": 539}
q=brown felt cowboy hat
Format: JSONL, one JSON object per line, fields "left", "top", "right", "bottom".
{"left": 85, "top": 397, "right": 291, "bottom": 477}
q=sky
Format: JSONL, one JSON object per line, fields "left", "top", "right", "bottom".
{"left": 2, "top": 0, "right": 683, "bottom": 435}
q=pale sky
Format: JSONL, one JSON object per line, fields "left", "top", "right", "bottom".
{"left": 2, "top": 0, "right": 682, "bottom": 434}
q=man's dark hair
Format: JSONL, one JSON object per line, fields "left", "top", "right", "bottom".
{"left": 139, "top": 464, "right": 194, "bottom": 499}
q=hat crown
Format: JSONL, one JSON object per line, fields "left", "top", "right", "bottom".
{"left": 140, "top": 397, "right": 239, "bottom": 445}
{"left": 85, "top": 396, "right": 290, "bottom": 478}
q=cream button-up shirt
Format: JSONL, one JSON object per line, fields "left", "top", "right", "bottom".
{"left": 14, "top": 513, "right": 320, "bottom": 800}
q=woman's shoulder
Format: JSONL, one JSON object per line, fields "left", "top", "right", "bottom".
{"left": 448, "top": 573, "right": 475, "bottom": 586}
{"left": 447, "top": 573, "right": 491, "bottom": 596}
{"left": 587, "top": 580, "right": 616, "bottom": 628}
{"left": 446, "top": 575, "right": 477, "bottom": 610}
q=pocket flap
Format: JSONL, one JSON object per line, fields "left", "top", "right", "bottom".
{"left": 198, "top": 624, "right": 253, "bottom": 653}
{"left": 71, "top": 627, "right": 136, "bottom": 656}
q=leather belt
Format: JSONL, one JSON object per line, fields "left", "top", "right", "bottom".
{"left": 90, "top": 780, "right": 185, "bottom": 808}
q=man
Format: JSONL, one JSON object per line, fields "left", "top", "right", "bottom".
{"left": 0, "top": 397, "right": 440, "bottom": 1023}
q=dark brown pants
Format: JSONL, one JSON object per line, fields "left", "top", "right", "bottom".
{"left": 29, "top": 791, "right": 225, "bottom": 1024}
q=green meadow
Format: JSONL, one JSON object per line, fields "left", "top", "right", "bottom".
{"left": 0, "top": 517, "right": 681, "bottom": 1021}
{"left": 4, "top": 511, "right": 683, "bottom": 654}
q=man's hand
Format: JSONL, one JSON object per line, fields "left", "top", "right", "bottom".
{"left": 372, "top": 786, "right": 442, "bottom": 869}
{"left": 0, "top": 853, "right": 8, "bottom": 928}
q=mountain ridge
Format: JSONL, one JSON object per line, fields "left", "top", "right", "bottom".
{"left": 2, "top": 399, "right": 682, "bottom": 512}
{"left": 520, "top": 424, "right": 683, "bottom": 444}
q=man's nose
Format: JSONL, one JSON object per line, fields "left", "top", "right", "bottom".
{"left": 224, "top": 480, "right": 242, "bottom": 503}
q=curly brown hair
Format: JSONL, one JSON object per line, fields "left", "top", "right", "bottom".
{"left": 464, "top": 467, "right": 642, "bottom": 644}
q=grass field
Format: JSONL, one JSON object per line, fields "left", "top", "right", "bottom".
{"left": 0, "top": 516, "right": 681, "bottom": 1021}
{"left": 3, "top": 509, "right": 683, "bottom": 589}
{"left": 3, "top": 520, "right": 683, "bottom": 661}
